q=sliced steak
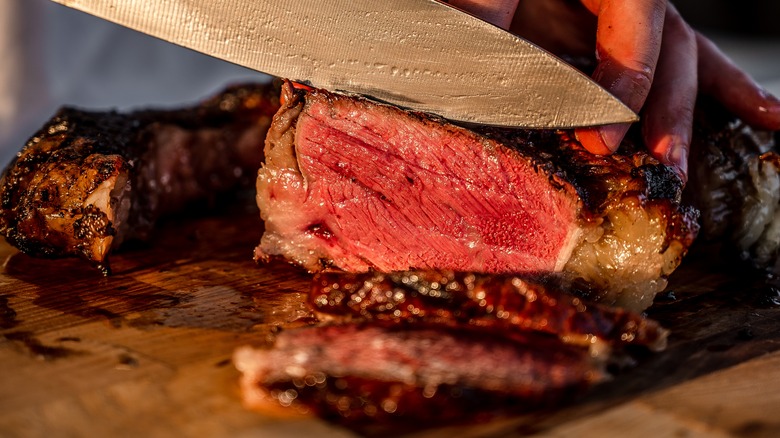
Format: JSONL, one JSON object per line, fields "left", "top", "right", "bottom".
{"left": 256, "top": 81, "right": 699, "bottom": 311}
{"left": 310, "top": 270, "right": 668, "bottom": 351}
{"left": 0, "top": 83, "right": 279, "bottom": 272}
{"left": 234, "top": 323, "right": 605, "bottom": 430}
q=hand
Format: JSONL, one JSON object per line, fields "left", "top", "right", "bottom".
{"left": 448, "top": 0, "right": 780, "bottom": 181}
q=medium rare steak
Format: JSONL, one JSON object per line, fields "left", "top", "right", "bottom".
{"left": 236, "top": 266, "right": 669, "bottom": 427}
{"left": 0, "top": 83, "right": 279, "bottom": 272}
{"left": 235, "top": 268, "right": 666, "bottom": 428}
{"left": 234, "top": 323, "right": 605, "bottom": 430}
{"left": 256, "top": 81, "right": 699, "bottom": 311}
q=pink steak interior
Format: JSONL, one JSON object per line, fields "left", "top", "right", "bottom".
{"left": 267, "top": 92, "right": 581, "bottom": 273}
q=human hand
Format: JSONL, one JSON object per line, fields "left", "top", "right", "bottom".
{"left": 448, "top": 0, "right": 780, "bottom": 181}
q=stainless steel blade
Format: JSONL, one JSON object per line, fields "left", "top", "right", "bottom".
{"left": 49, "top": 0, "right": 637, "bottom": 128}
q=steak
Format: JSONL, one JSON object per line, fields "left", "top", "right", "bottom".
{"left": 310, "top": 270, "right": 668, "bottom": 351}
{"left": 234, "top": 323, "right": 605, "bottom": 431}
{"left": 235, "top": 270, "right": 666, "bottom": 427}
{"left": 0, "top": 83, "right": 279, "bottom": 273}
{"left": 6, "top": 80, "right": 780, "bottom": 306}
{"left": 685, "top": 100, "right": 780, "bottom": 273}
{"left": 256, "top": 81, "right": 699, "bottom": 311}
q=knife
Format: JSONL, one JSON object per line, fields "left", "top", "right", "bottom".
{"left": 49, "top": 0, "right": 637, "bottom": 128}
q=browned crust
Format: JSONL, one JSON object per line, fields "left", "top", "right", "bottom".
{"left": 0, "top": 83, "right": 280, "bottom": 271}
{"left": 310, "top": 270, "right": 669, "bottom": 351}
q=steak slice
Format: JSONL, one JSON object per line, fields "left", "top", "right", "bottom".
{"left": 235, "top": 270, "right": 665, "bottom": 430}
{"left": 310, "top": 270, "right": 668, "bottom": 351}
{"left": 0, "top": 83, "right": 279, "bottom": 272}
{"left": 256, "top": 81, "right": 699, "bottom": 311}
{"left": 233, "top": 323, "right": 605, "bottom": 431}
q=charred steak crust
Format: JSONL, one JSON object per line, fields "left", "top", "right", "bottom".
{"left": 310, "top": 270, "right": 668, "bottom": 351}
{"left": 0, "top": 83, "right": 279, "bottom": 271}
{"left": 685, "top": 99, "right": 780, "bottom": 272}
{"left": 0, "top": 110, "right": 134, "bottom": 265}
{"left": 256, "top": 81, "right": 699, "bottom": 310}
{"left": 483, "top": 124, "right": 698, "bottom": 243}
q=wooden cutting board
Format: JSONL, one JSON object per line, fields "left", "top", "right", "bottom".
{"left": 1, "top": 205, "right": 780, "bottom": 438}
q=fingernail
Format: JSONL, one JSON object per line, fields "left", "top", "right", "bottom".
{"left": 673, "top": 148, "right": 688, "bottom": 183}
{"left": 657, "top": 136, "right": 689, "bottom": 183}
{"left": 597, "top": 124, "right": 629, "bottom": 153}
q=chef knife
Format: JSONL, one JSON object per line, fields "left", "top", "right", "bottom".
{"left": 48, "top": 0, "right": 637, "bottom": 128}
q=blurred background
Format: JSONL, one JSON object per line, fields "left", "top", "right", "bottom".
{"left": 675, "top": 0, "right": 780, "bottom": 98}
{"left": 675, "top": 0, "right": 780, "bottom": 37}
{"left": 0, "top": 0, "right": 778, "bottom": 167}
{"left": 0, "top": 0, "right": 269, "bottom": 167}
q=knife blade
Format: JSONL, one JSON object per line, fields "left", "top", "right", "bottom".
{"left": 49, "top": 0, "right": 637, "bottom": 128}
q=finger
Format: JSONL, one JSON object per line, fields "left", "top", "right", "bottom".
{"left": 641, "top": 5, "right": 697, "bottom": 181}
{"left": 446, "top": 0, "right": 520, "bottom": 29}
{"left": 575, "top": 0, "right": 667, "bottom": 155}
{"left": 510, "top": 0, "right": 596, "bottom": 56}
{"left": 697, "top": 33, "right": 780, "bottom": 131}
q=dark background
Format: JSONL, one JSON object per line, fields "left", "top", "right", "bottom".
{"left": 676, "top": 0, "right": 780, "bottom": 36}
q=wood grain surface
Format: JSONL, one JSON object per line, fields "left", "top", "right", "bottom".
{"left": 1, "top": 203, "right": 779, "bottom": 437}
